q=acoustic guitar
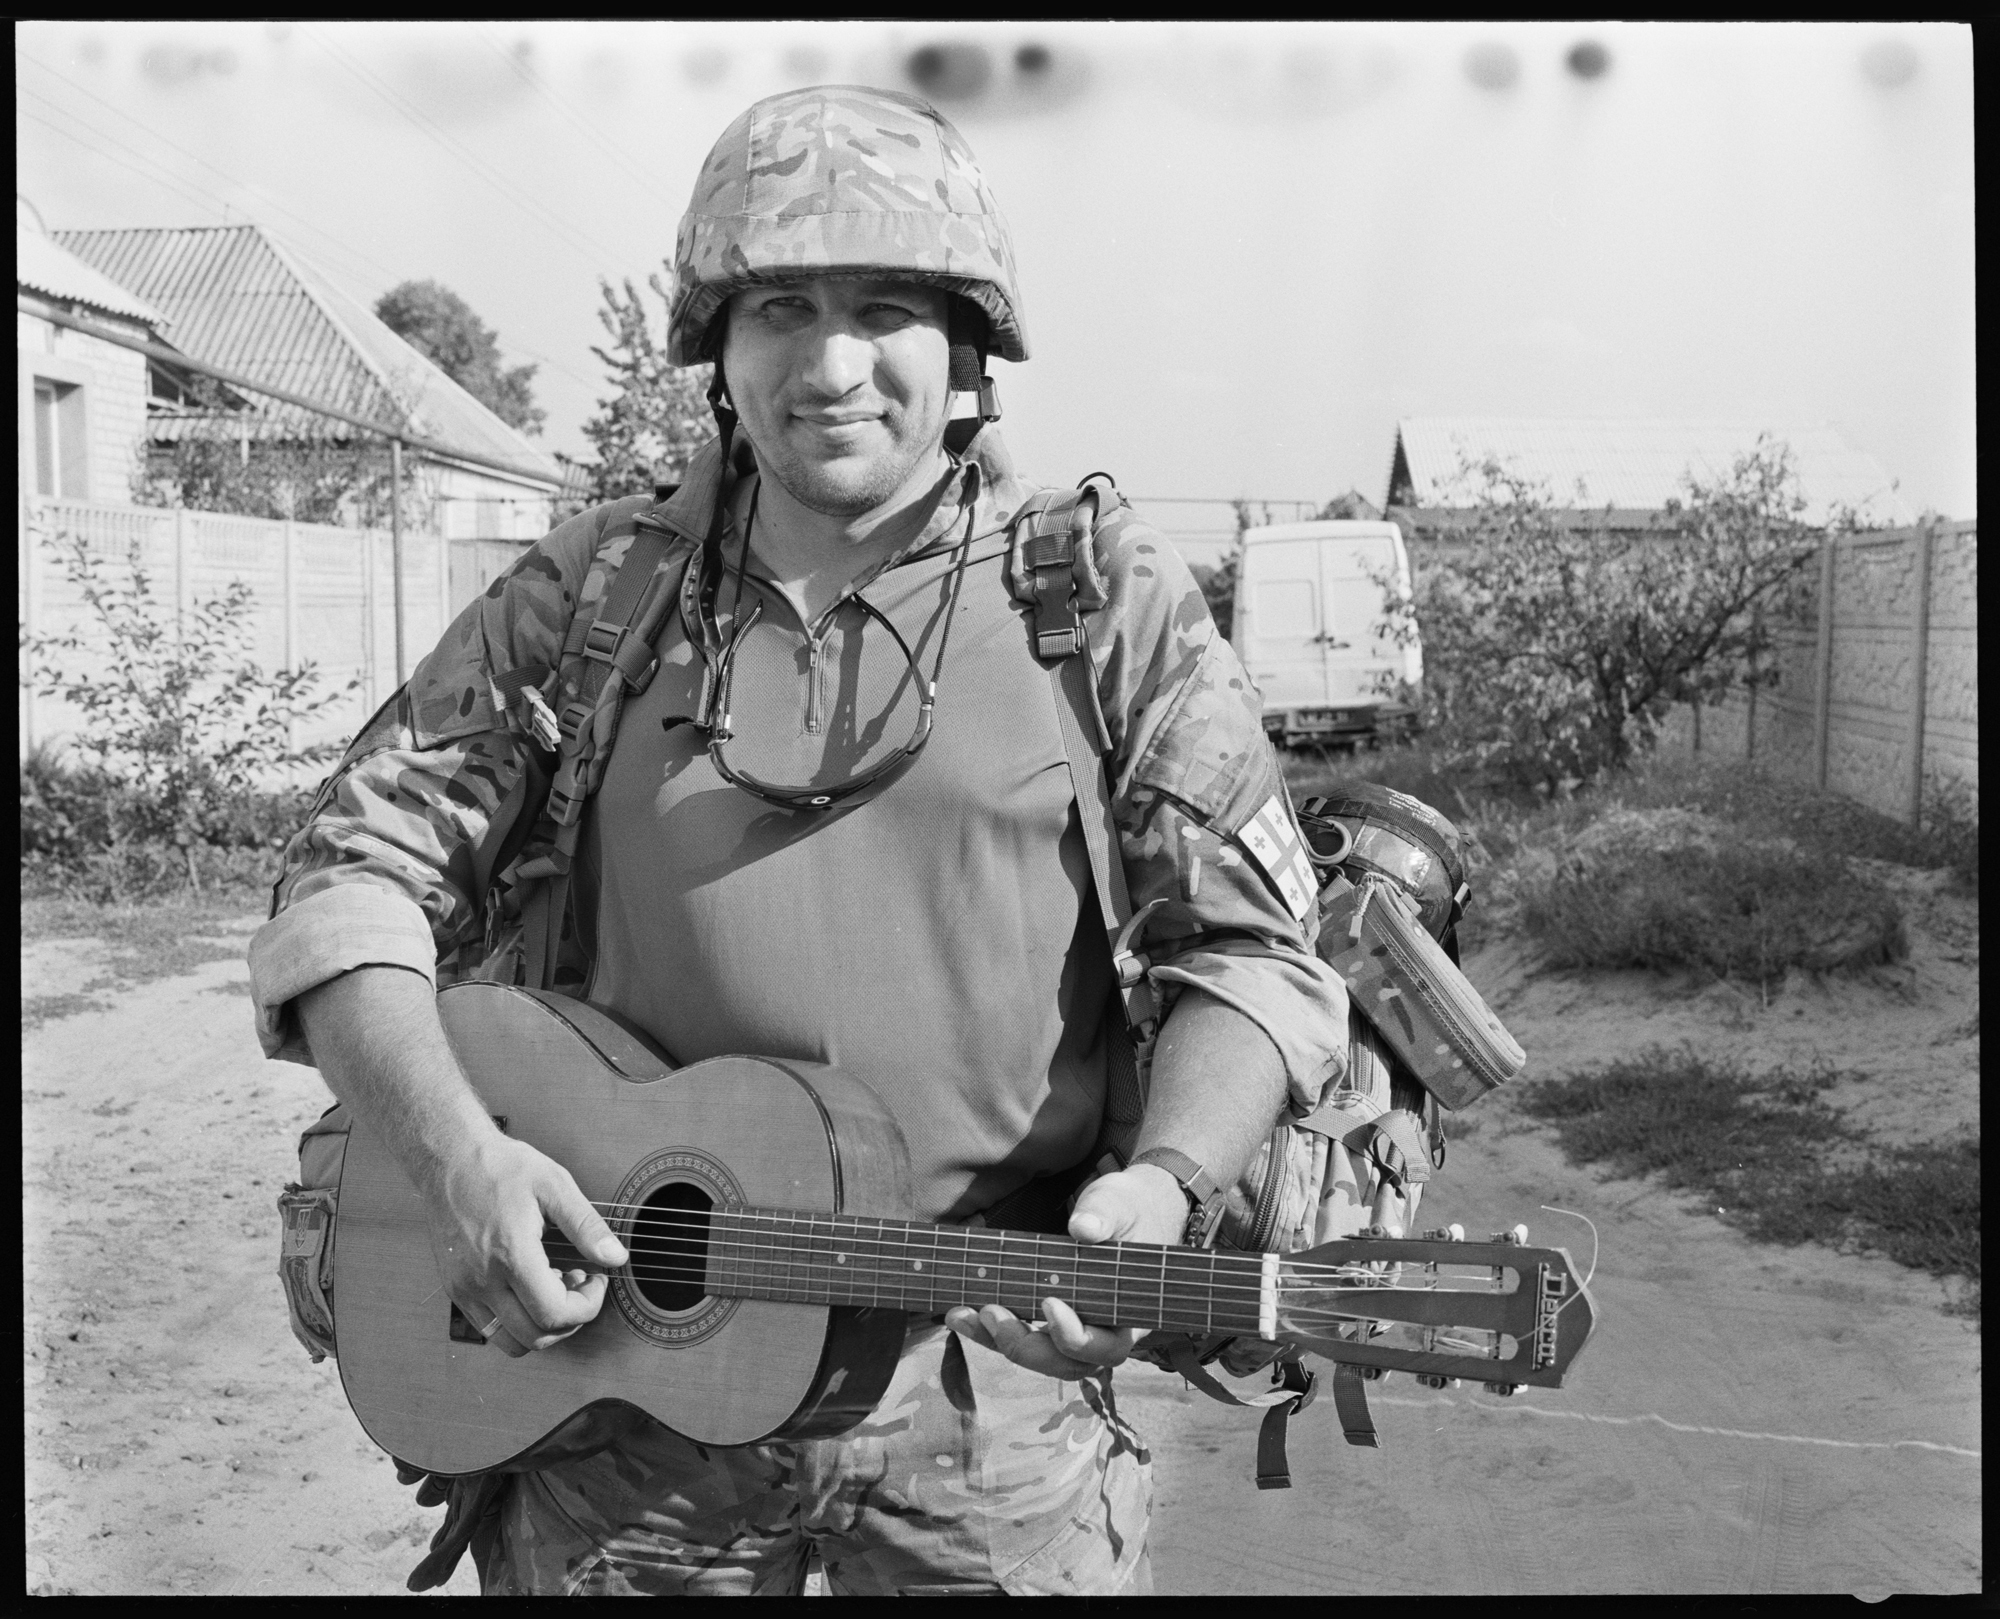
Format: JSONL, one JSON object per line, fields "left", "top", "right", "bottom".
{"left": 332, "top": 983, "right": 1596, "bottom": 1477}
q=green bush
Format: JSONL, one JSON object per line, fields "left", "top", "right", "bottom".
{"left": 1612, "top": 753, "right": 1978, "bottom": 890}
{"left": 1518, "top": 837, "right": 1907, "bottom": 986}
{"left": 1519, "top": 1048, "right": 1979, "bottom": 1319}
{"left": 21, "top": 744, "right": 316, "bottom": 903}
{"left": 22, "top": 523, "right": 351, "bottom": 901}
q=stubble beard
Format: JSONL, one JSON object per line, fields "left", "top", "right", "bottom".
{"left": 750, "top": 405, "right": 952, "bottom": 519}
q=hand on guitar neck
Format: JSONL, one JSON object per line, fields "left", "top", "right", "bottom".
{"left": 943, "top": 991, "right": 1290, "bottom": 1381}
{"left": 297, "top": 965, "right": 631, "bottom": 1359}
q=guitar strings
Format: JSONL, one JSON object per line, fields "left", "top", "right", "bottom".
{"left": 560, "top": 1239, "right": 1513, "bottom": 1295}
{"left": 545, "top": 1203, "right": 1531, "bottom": 1290}
{"left": 535, "top": 1230, "right": 1512, "bottom": 1306}
{"left": 566, "top": 1198, "right": 1533, "bottom": 1275}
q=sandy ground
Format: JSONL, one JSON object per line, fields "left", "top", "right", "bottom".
{"left": 22, "top": 874, "right": 1980, "bottom": 1596}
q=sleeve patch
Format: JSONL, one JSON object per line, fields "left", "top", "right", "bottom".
{"left": 1235, "top": 794, "right": 1318, "bottom": 921}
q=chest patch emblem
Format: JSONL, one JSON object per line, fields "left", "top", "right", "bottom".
{"left": 1236, "top": 794, "right": 1317, "bottom": 921}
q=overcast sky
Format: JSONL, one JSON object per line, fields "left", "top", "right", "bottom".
{"left": 16, "top": 20, "right": 1975, "bottom": 540}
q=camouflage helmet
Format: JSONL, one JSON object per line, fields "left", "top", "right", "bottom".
{"left": 667, "top": 85, "right": 1029, "bottom": 370}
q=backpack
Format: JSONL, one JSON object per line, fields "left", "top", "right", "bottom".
{"left": 1127, "top": 791, "right": 1483, "bottom": 1486}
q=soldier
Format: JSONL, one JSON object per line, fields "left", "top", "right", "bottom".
{"left": 251, "top": 85, "right": 1349, "bottom": 1595}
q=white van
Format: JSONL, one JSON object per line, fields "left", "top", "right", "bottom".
{"left": 1227, "top": 520, "right": 1421, "bottom": 749}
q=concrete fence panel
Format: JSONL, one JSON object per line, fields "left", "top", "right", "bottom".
{"left": 21, "top": 496, "right": 536, "bottom": 773}
{"left": 1657, "top": 519, "right": 1976, "bottom": 826}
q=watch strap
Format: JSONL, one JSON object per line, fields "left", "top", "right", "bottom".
{"left": 1130, "top": 1147, "right": 1226, "bottom": 1247}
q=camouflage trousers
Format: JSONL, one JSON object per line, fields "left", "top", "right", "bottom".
{"left": 477, "top": 1324, "right": 1154, "bottom": 1596}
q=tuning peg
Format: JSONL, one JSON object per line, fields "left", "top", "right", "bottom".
{"left": 1360, "top": 1366, "right": 1387, "bottom": 1382}
{"left": 1421, "top": 1224, "right": 1466, "bottom": 1243}
{"left": 1490, "top": 1225, "right": 1529, "bottom": 1245}
{"left": 1482, "top": 1382, "right": 1519, "bottom": 1398}
{"left": 1415, "top": 1373, "right": 1461, "bottom": 1390}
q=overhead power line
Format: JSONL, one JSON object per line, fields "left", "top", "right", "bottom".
{"left": 473, "top": 27, "right": 684, "bottom": 211}
{"left": 16, "top": 50, "right": 605, "bottom": 395}
{"left": 17, "top": 105, "right": 231, "bottom": 228}
{"left": 302, "top": 24, "right": 636, "bottom": 275}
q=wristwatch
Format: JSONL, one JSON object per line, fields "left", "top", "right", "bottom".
{"left": 1129, "top": 1147, "right": 1226, "bottom": 1248}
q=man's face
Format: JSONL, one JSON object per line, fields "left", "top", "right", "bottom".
{"left": 721, "top": 277, "right": 954, "bottom": 519}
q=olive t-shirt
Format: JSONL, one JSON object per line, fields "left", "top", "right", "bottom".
{"left": 581, "top": 511, "right": 1114, "bottom": 1224}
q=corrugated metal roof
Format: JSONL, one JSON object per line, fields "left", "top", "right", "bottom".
{"left": 17, "top": 223, "right": 169, "bottom": 329}
{"left": 1391, "top": 417, "right": 1913, "bottom": 527}
{"left": 53, "top": 224, "right": 559, "bottom": 488}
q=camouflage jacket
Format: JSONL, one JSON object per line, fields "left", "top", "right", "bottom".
{"left": 247, "top": 428, "right": 1348, "bottom": 1113}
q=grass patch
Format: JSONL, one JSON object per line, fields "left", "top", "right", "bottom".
{"left": 23, "top": 992, "right": 113, "bottom": 1030}
{"left": 22, "top": 893, "right": 264, "bottom": 994}
{"left": 21, "top": 841, "right": 285, "bottom": 906}
{"left": 1520, "top": 1047, "right": 1980, "bottom": 1321}
{"left": 1518, "top": 839, "right": 1906, "bottom": 987}
{"left": 1611, "top": 754, "right": 1978, "bottom": 891}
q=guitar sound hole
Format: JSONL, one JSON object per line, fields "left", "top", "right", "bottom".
{"left": 629, "top": 1181, "right": 713, "bottom": 1314}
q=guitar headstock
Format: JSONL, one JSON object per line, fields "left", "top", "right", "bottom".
{"left": 1273, "top": 1230, "right": 1596, "bottom": 1391}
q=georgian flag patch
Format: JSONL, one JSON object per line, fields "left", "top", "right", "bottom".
{"left": 1236, "top": 794, "right": 1317, "bottom": 920}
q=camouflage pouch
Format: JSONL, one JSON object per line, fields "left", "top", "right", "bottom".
{"left": 277, "top": 1103, "right": 351, "bottom": 1362}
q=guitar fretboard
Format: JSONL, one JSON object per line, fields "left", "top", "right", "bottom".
{"left": 702, "top": 1210, "right": 1268, "bottom": 1336}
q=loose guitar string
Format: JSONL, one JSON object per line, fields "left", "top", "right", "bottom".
{"left": 558, "top": 1226, "right": 1504, "bottom": 1295}
{"left": 533, "top": 1219, "right": 1515, "bottom": 1315}
{"left": 555, "top": 1228, "right": 1496, "bottom": 1296}
{"left": 552, "top": 1202, "right": 1517, "bottom": 1290}
{"left": 565, "top": 1198, "right": 1514, "bottom": 1282}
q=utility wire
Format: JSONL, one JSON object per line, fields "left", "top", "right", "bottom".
{"left": 17, "top": 51, "right": 416, "bottom": 295}
{"left": 17, "top": 104, "right": 234, "bottom": 229}
{"left": 17, "top": 54, "right": 606, "bottom": 395}
{"left": 473, "top": 26, "right": 684, "bottom": 211}
{"left": 302, "top": 23, "right": 636, "bottom": 274}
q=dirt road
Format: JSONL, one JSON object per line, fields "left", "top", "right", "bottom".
{"left": 22, "top": 894, "right": 1979, "bottom": 1596}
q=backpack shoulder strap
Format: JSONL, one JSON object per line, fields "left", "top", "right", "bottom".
{"left": 512, "top": 500, "right": 689, "bottom": 990}
{"left": 1021, "top": 475, "right": 1160, "bottom": 1167}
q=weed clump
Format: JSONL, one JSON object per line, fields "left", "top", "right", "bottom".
{"left": 1520, "top": 1048, "right": 1979, "bottom": 1320}
{"left": 1518, "top": 835, "right": 1907, "bottom": 986}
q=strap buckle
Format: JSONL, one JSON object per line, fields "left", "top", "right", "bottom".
{"left": 582, "top": 619, "right": 626, "bottom": 662}
{"left": 546, "top": 778, "right": 585, "bottom": 828}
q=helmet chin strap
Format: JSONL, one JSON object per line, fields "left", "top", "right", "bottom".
{"left": 943, "top": 296, "right": 999, "bottom": 457}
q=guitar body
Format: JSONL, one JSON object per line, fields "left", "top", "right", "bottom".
{"left": 332, "top": 984, "right": 1597, "bottom": 1480}
{"left": 334, "top": 982, "right": 912, "bottom": 1477}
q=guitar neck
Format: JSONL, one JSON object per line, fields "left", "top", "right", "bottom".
{"left": 713, "top": 1210, "right": 1269, "bottom": 1335}
{"left": 545, "top": 1209, "right": 1269, "bottom": 1336}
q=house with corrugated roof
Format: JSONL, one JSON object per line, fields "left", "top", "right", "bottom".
{"left": 17, "top": 199, "right": 222, "bottom": 504}
{"left": 51, "top": 222, "right": 563, "bottom": 543}
{"left": 1384, "top": 417, "right": 1913, "bottom": 536}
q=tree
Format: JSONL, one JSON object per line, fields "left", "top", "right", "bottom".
{"left": 1380, "top": 437, "right": 1829, "bottom": 794}
{"left": 375, "top": 280, "right": 545, "bottom": 436}
{"left": 577, "top": 270, "right": 714, "bottom": 504}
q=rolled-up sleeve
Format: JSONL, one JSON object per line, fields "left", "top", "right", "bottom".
{"left": 249, "top": 884, "right": 440, "bottom": 1064}
{"left": 1090, "top": 505, "right": 1350, "bottom": 1113}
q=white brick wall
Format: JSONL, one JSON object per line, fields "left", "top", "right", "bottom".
{"left": 16, "top": 310, "right": 153, "bottom": 504}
